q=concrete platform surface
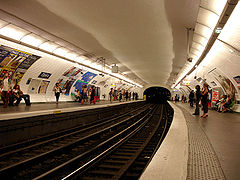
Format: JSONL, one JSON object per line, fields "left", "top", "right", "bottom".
{"left": 176, "top": 102, "right": 240, "bottom": 180}
{"left": 140, "top": 102, "right": 188, "bottom": 180}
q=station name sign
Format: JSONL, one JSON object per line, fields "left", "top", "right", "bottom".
{"left": 38, "top": 72, "right": 52, "bottom": 79}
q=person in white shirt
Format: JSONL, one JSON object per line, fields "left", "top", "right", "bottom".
{"left": 54, "top": 83, "right": 62, "bottom": 104}
{"left": 1, "top": 72, "right": 10, "bottom": 107}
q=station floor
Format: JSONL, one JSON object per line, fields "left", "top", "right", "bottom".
{"left": 141, "top": 102, "right": 240, "bottom": 180}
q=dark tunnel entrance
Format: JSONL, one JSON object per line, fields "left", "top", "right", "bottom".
{"left": 144, "top": 87, "right": 171, "bottom": 104}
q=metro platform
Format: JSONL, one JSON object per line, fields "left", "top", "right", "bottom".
{"left": 141, "top": 102, "right": 240, "bottom": 180}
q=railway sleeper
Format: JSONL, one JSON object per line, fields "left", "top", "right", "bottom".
{"left": 87, "top": 169, "right": 118, "bottom": 175}
{"left": 103, "top": 160, "right": 127, "bottom": 164}
{"left": 116, "top": 149, "right": 137, "bottom": 153}
{"left": 113, "top": 152, "right": 135, "bottom": 156}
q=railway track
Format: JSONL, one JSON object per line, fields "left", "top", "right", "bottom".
{"left": 0, "top": 103, "right": 173, "bottom": 179}
{"left": 0, "top": 103, "right": 153, "bottom": 179}
{"left": 62, "top": 104, "right": 173, "bottom": 180}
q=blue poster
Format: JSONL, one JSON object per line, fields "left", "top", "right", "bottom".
{"left": 71, "top": 72, "right": 97, "bottom": 96}
{"left": 81, "top": 72, "right": 97, "bottom": 83}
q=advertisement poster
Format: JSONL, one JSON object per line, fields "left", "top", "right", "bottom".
{"left": 0, "top": 45, "right": 41, "bottom": 83}
{"left": 38, "top": 80, "right": 50, "bottom": 94}
{"left": 72, "top": 71, "right": 97, "bottom": 95}
{"left": 212, "top": 90, "right": 219, "bottom": 102}
{"left": 233, "top": 76, "right": 240, "bottom": 84}
{"left": 55, "top": 66, "right": 83, "bottom": 96}
{"left": 211, "top": 69, "right": 236, "bottom": 99}
{"left": 28, "top": 79, "right": 41, "bottom": 94}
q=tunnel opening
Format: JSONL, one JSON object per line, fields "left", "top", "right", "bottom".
{"left": 144, "top": 86, "right": 171, "bottom": 104}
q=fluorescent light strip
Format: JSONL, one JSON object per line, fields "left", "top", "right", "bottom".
{"left": 0, "top": 24, "right": 29, "bottom": 40}
{"left": 173, "top": 1, "right": 229, "bottom": 89}
{"left": 39, "top": 41, "right": 59, "bottom": 52}
{"left": 0, "top": 22, "right": 143, "bottom": 88}
{"left": 20, "top": 33, "right": 46, "bottom": 47}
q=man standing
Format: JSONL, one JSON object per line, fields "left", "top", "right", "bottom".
{"left": 2, "top": 72, "right": 11, "bottom": 108}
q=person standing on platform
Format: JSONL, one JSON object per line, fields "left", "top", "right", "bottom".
{"left": 125, "top": 90, "right": 129, "bottom": 101}
{"left": 109, "top": 88, "right": 113, "bottom": 103}
{"left": 119, "top": 90, "right": 122, "bottom": 102}
{"left": 90, "top": 86, "right": 96, "bottom": 104}
{"left": 1, "top": 72, "right": 11, "bottom": 108}
{"left": 81, "top": 85, "right": 88, "bottom": 104}
{"left": 54, "top": 83, "right": 62, "bottom": 104}
{"left": 193, "top": 85, "right": 201, "bottom": 115}
{"left": 189, "top": 90, "right": 194, "bottom": 107}
{"left": 135, "top": 92, "right": 138, "bottom": 100}
{"left": 201, "top": 82, "right": 209, "bottom": 118}
{"left": 122, "top": 89, "right": 125, "bottom": 101}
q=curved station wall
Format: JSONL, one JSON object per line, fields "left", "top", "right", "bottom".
{"left": 0, "top": 38, "right": 144, "bottom": 103}
{"left": 171, "top": 1, "right": 240, "bottom": 112}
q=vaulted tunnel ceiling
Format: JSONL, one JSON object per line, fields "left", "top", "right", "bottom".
{"left": 0, "top": 0, "right": 200, "bottom": 88}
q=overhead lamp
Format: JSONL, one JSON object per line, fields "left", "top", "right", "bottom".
{"left": 95, "top": 64, "right": 102, "bottom": 70}
{"left": 75, "top": 56, "right": 85, "bottom": 63}
{"left": 39, "top": 41, "right": 59, "bottom": 52}
{"left": 0, "top": 19, "right": 8, "bottom": 28}
{"left": 65, "top": 52, "right": 77, "bottom": 60}
{"left": 193, "top": 35, "right": 208, "bottom": 46}
{"left": 53, "top": 47, "right": 69, "bottom": 57}
{"left": 195, "top": 23, "right": 212, "bottom": 39}
{"left": 199, "top": 8, "right": 219, "bottom": 29}
{"left": 0, "top": 24, "right": 29, "bottom": 40}
{"left": 20, "top": 33, "right": 46, "bottom": 47}
{"left": 83, "top": 59, "right": 91, "bottom": 66}
{"left": 192, "top": 43, "right": 204, "bottom": 52}
{"left": 91, "top": 62, "right": 97, "bottom": 67}
{"left": 105, "top": 68, "right": 112, "bottom": 74}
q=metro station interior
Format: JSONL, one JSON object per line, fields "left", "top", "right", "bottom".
{"left": 0, "top": 0, "right": 239, "bottom": 179}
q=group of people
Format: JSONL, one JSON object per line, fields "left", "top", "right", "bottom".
{"left": 192, "top": 83, "right": 209, "bottom": 118}
{"left": 109, "top": 88, "right": 138, "bottom": 102}
{"left": 174, "top": 83, "right": 209, "bottom": 118}
{"left": 216, "top": 95, "right": 232, "bottom": 113}
{"left": 54, "top": 83, "right": 96, "bottom": 105}
{"left": 0, "top": 72, "right": 31, "bottom": 108}
{"left": 187, "top": 82, "right": 233, "bottom": 118}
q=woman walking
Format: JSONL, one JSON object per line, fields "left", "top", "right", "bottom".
{"left": 54, "top": 83, "right": 62, "bottom": 104}
{"left": 201, "top": 83, "right": 209, "bottom": 118}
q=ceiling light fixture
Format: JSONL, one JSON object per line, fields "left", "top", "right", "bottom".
{"left": 0, "top": 19, "right": 143, "bottom": 88}
{"left": 173, "top": 0, "right": 236, "bottom": 89}
{"left": 0, "top": 24, "right": 29, "bottom": 40}
{"left": 20, "top": 33, "right": 46, "bottom": 47}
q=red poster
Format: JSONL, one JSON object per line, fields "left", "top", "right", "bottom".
{"left": 212, "top": 90, "right": 219, "bottom": 102}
